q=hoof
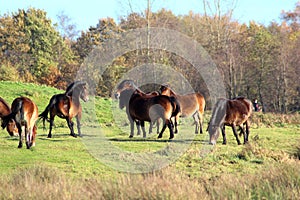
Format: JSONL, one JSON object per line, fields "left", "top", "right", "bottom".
{"left": 70, "top": 133, "right": 77, "bottom": 138}
{"left": 129, "top": 135, "right": 133, "bottom": 138}
{"left": 169, "top": 136, "right": 174, "bottom": 140}
{"left": 157, "top": 134, "right": 162, "bottom": 139}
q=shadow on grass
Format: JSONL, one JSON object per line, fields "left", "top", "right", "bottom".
{"left": 108, "top": 137, "right": 207, "bottom": 144}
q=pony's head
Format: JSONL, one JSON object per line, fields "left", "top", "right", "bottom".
{"left": 118, "top": 89, "right": 135, "bottom": 109}
{"left": 66, "top": 81, "right": 89, "bottom": 102}
{"left": 208, "top": 98, "right": 227, "bottom": 145}
{"left": 1, "top": 117, "right": 18, "bottom": 137}
{"left": 159, "top": 84, "right": 173, "bottom": 96}
{"left": 6, "top": 119, "right": 18, "bottom": 137}
{"left": 115, "top": 80, "right": 136, "bottom": 99}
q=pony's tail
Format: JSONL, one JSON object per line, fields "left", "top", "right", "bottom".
{"left": 169, "top": 96, "right": 181, "bottom": 117}
{"left": 1, "top": 100, "right": 23, "bottom": 129}
{"left": 38, "top": 96, "right": 56, "bottom": 129}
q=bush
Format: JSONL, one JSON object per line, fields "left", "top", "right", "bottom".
{"left": 0, "top": 64, "right": 19, "bottom": 81}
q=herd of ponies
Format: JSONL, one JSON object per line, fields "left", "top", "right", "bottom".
{"left": 0, "top": 80, "right": 253, "bottom": 149}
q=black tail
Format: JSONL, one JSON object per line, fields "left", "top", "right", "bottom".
{"left": 38, "top": 95, "right": 57, "bottom": 129}
{"left": 169, "top": 96, "right": 180, "bottom": 117}
{"left": 1, "top": 99, "right": 23, "bottom": 129}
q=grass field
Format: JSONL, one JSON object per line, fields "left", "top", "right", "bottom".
{"left": 0, "top": 81, "right": 299, "bottom": 199}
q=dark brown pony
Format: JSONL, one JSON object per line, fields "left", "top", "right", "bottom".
{"left": 160, "top": 84, "right": 205, "bottom": 134}
{"left": 39, "top": 81, "right": 89, "bottom": 138}
{"left": 115, "top": 80, "right": 161, "bottom": 135}
{"left": 207, "top": 97, "right": 252, "bottom": 145}
{"left": 115, "top": 80, "right": 179, "bottom": 139}
{"left": 0, "top": 97, "right": 18, "bottom": 135}
{"left": 1, "top": 97, "right": 38, "bottom": 149}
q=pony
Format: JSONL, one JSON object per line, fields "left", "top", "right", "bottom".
{"left": 115, "top": 80, "right": 179, "bottom": 139}
{"left": 1, "top": 97, "right": 38, "bottom": 149}
{"left": 207, "top": 97, "right": 252, "bottom": 145}
{"left": 115, "top": 80, "right": 161, "bottom": 135}
{"left": 39, "top": 81, "right": 89, "bottom": 138}
{"left": 159, "top": 84, "right": 205, "bottom": 134}
{"left": 0, "top": 97, "right": 18, "bottom": 135}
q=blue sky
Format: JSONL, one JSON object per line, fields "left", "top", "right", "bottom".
{"left": 0, "top": 0, "right": 298, "bottom": 31}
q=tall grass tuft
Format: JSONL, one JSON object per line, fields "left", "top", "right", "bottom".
{"left": 1, "top": 163, "right": 300, "bottom": 200}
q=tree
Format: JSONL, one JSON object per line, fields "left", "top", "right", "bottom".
{"left": 0, "top": 8, "right": 76, "bottom": 86}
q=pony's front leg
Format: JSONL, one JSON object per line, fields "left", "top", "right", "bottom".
{"left": 245, "top": 121, "right": 250, "bottom": 144}
{"left": 221, "top": 124, "right": 227, "bottom": 145}
{"left": 76, "top": 115, "right": 82, "bottom": 137}
{"left": 136, "top": 121, "right": 141, "bottom": 135}
{"left": 140, "top": 121, "right": 147, "bottom": 138}
{"left": 129, "top": 119, "right": 135, "bottom": 138}
{"left": 66, "top": 118, "right": 76, "bottom": 138}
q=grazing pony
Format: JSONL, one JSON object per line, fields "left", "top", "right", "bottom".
{"left": 1, "top": 97, "right": 38, "bottom": 149}
{"left": 0, "top": 97, "right": 18, "bottom": 135}
{"left": 115, "top": 80, "right": 179, "bottom": 139}
{"left": 160, "top": 84, "right": 205, "bottom": 134}
{"left": 0, "top": 97, "right": 19, "bottom": 136}
{"left": 39, "top": 81, "right": 89, "bottom": 138}
{"left": 207, "top": 97, "right": 252, "bottom": 145}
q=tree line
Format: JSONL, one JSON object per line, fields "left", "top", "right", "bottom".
{"left": 0, "top": 2, "right": 299, "bottom": 113}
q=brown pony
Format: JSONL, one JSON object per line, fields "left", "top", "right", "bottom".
{"left": 115, "top": 80, "right": 179, "bottom": 139}
{"left": 207, "top": 97, "right": 252, "bottom": 145}
{"left": 160, "top": 84, "right": 205, "bottom": 134}
{"left": 115, "top": 80, "right": 162, "bottom": 135}
{"left": 1, "top": 97, "right": 38, "bottom": 149}
{"left": 0, "top": 97, "right": 18, "bottom": 135}
{"left": 39, "top": 81, "right": 89, "bottom": 138}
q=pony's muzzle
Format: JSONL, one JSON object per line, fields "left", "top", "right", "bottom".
{"left": 114, "top": 93, "right": 120, "bottom": 99}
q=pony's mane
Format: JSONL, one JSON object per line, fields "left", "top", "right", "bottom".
{"left": 117, "top": 80, "right": 145, "bottom": 94}
{"left": 161, "top": 84, "right": 177, "bottom": 95}
{"left": 65, "top": 81, "right": 86, "bottom": 96}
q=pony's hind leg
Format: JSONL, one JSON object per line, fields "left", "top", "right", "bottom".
{"left": 231, "top": 125, "right": 241, "bottom": 145}
{"left": 25, "top": 123, "right": 32, "bottom": 149}
{"left": 17, "top": 124, "right": 23, "bottom": 148}
{"left": 167, "top": 120, "right": 174, "bottom": 139}
{"left": 193, "top": 113, "right": 200, "bottom": 134}
{"left": 48, "top": 115, "right": 55, "bottom": 138}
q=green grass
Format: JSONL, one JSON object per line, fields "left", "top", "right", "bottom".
{"left": 0, "top": 81, "right": 300, "bottom": 199}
